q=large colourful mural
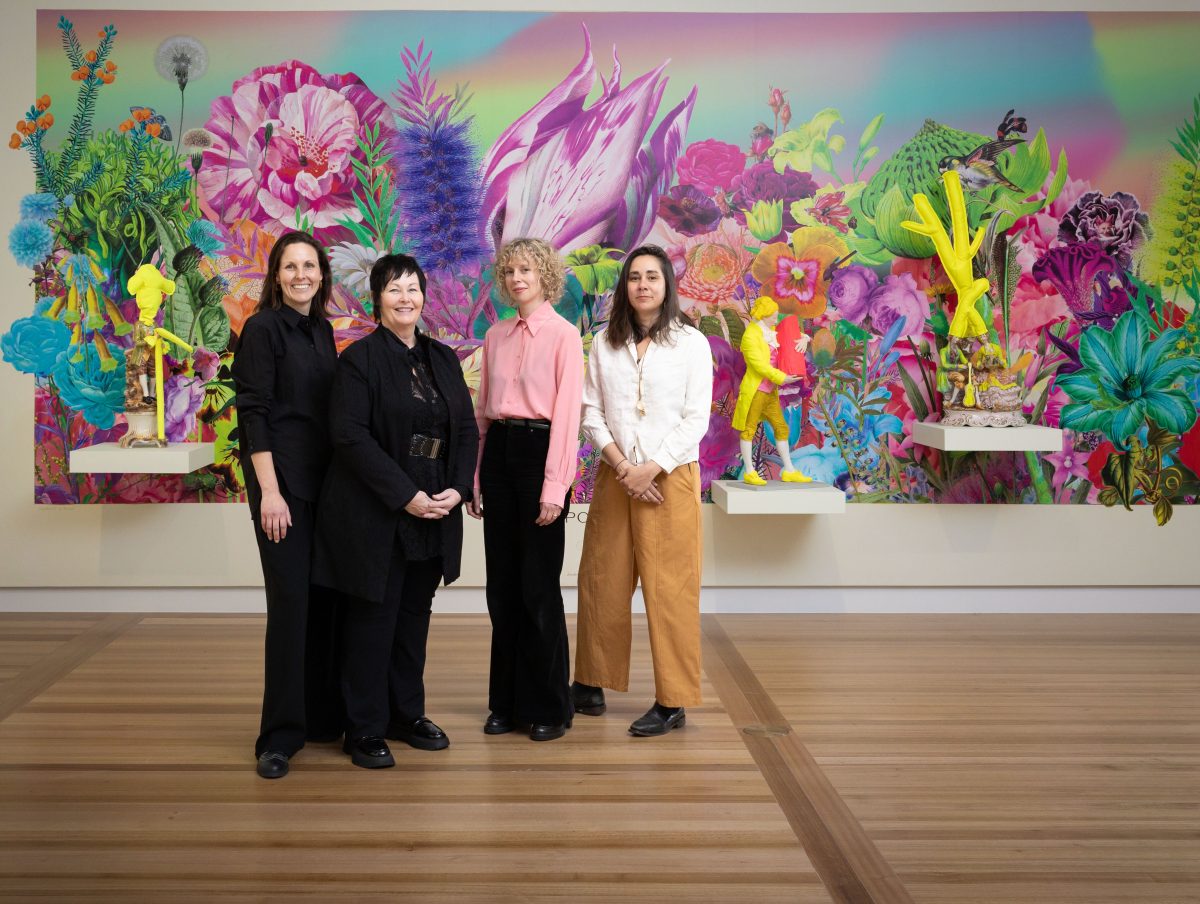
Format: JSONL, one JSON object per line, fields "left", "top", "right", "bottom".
{"left": 5, "top": 10, "right": 1200, "bottom": 520}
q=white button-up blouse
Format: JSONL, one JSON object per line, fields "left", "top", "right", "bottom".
{"left": 580, "top": 324, "right": 714, "bottom": 474}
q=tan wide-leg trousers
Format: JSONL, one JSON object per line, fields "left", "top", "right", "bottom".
{"left": 574, "top": 461, "right": 703, "bottom": 707}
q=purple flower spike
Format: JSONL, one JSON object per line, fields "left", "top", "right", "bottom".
{"left": 1032, "top": 242, "right": 1129, "bottom": 328}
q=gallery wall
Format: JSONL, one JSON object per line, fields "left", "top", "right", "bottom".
{"left": 2, "top": 0, "right": 1198, "bottom": 607}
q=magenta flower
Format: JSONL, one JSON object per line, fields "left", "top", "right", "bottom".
{"left": 698, "top": 412, "right": 741, "bottom": 491}
{"left": 868, "top": 272, "right": 930, "bottom": 340}
{"left": 197, "top": 60, "right": 396, "bottom": 240}
{"left": 1044, "top": 430, "right": 1090, "bottom": 497}
{"left": 775, "top": 256, "right": 818, "bottom": 305}
{"left": 192, "top": 346, "right": 220, "bottom": 381}
{"left": 708, "top": 334, "right": 745, "bottom": 401}
{"left": 827, "top": 264, "right": 878, "bottom": 325}
{"left": 163, "top": 374, "right": 206, "bottom": 443}
{"left": 1032, "top": 242, "right": 1130, "bottom": 328}
{"left": 676, "top": 139, "right": 746, "bottom": 196}
{"left": 480, "top": 27, "right": 696, "bottom": 252}
{"left": 731, "top": 161, "right": 817, "bottom": 230}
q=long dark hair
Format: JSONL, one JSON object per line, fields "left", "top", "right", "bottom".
{"left": 257, "top": 231, "right": 333, "bottom": 320}
{"left": 605, "top": 244, "right": 688, "bottom": 349}
{"left": 369, "top": 253, "right": 427, "bottom": 323}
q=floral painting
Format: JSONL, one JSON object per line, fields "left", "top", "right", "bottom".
{"left": 5, "top": 10, "right": 1200, "bottom": 522}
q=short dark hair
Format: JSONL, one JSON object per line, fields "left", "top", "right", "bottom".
{"left": 605, "top": 244, "right": 688, "bottom": 349}
{"left": 369, "top": 254, "right": 427, "bottom": 322}
{"left": 257, "top": 231, "right": 333, "bottom": 320}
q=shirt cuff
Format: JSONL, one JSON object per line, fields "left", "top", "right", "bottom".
{"left": 540, "top": 479, "right": 571, "bottom": 507}
{"left": 650, "top": 453, "right": 680, "bottom": 475}
{"left": 242, "top": 418, "right": 272, "bottom": 454}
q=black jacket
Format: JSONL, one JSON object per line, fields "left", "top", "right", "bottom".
{"left": 312, "top": 327, "right": 478, "bottom": 602}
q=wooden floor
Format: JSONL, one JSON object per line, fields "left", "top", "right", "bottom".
{"left": 0, "top": 613, "right": 1197, "bottom": 903}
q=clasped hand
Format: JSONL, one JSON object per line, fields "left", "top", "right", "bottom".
{"left": 618, "top": 461, "right": 663, "bottom": 504}
{"left": 405, "top": 488, "right": 462, "bottom": 520}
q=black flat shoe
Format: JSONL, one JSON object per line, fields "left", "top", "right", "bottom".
{"left": 629, "top": 703, "right": 686, "bottom": 737}
{"left": 342, "top": 735, "right": 395, "bottom": 768}
{"left": 484, "top": 712, "right": 514, "bottom": 735}
{"left": 571, "top": 681, "right": 606, "bottom": 716}
{"left": 387, "top": 717, "right": 449, "bottom": 751}
{"left": 529, "top": 721, "right": 570, "bottom": 742}
{"left": 256, "top": 750, "right": 289, "bottom": 779}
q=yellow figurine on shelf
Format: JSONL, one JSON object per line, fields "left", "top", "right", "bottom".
{"left": 119, "top": 264, "right": 193, "bottom": 448}
{"left": 732, "top": 296, "right": 812, "bottom": 485}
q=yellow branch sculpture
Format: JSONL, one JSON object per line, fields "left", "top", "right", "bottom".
{"left": 901, "top": 170, "right": 991, "bottom": 340}
{"left": 119, "top": 264, "right": 193, "bottom": 447}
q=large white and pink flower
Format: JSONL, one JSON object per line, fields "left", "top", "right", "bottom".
{"left": 197, "top": 60, "right": 395, "bottom": 240}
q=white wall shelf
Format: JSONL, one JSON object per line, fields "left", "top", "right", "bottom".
{"left": 711, "top": 479, "right": 846, "bottom": 515}
{"left": 69, "top": 442, "right": 215, "bottom": 475}
{"left": 912, "top": 422, "right": 1062, "bottom": 452}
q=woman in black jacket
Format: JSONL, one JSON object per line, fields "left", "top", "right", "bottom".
{"left": 313, "top": 254, "right": 478, "bottom": 769}
{"left": 232, "top": 231, "right": 343, "bottom": 780}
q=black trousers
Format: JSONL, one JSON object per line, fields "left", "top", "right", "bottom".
{"left": 340, "top": 551, "right": 444, "bottom": 739}
{"left": 480, "top": 423, "right": 572, "bottom": 726}
{"left": 251, "top": 488, "right": 343, "bottom": 757}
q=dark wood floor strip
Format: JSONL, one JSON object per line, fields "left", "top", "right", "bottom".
{"left": 0, "top": 614, "right": 141, "bottom": 722}
{"left": 703, "top": 614, "right": 915, "bottom": 904}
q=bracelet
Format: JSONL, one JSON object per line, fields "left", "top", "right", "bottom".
{"left": 614, "top": 458, "right": 631, "bottom": 475}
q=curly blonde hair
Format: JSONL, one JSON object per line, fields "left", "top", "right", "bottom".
{"left": 495, "top": 238, "right": 566, "bottom": 306}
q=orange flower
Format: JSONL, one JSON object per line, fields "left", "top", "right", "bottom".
{"left": 9, "top": 133, "right": 22, "bottom": 149}
{"left": 118, "top": 119, "right": 134, "bottom": 132}
{"left": 132, "top": 107, "right": 151, "bottom": 122}
{"left": 70, "top": 71, "right": 82, "bottom": 82}
{"left": 100, "top": 73, "right": 114, "bottom": 85}
{"left": 85, "top": 50, "right": 98, "bottom": 63}
{"left": 145, "top": 122, "right": 162, "bottom": 138}
{"left": 105, "top": 61, "right": 116, "bottom": 72}
{"left": 97, "top": 30, "right": 105, "bottom": 38}
{"left": 36, "top": 114, "right": 53, "bottom": 130}
{"left": 35, "top": 95, "right": 51, "bottom": 111}
{"left": 750, "top": 226, "right": 849, "bottom": 319}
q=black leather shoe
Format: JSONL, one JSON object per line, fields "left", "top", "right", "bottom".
{"left": 529, "top": 720, "right": 571, "bottom": 742}
{"left": 256, "top": 750, "right": 289, "bottom": 779}
{"left": 387, "top": 717, "right": 449, "bottom": 751}
{"left": 571, "top": 681, "right": 606, "bottom": 716}
{"left": 629, "top": 703, "right": 686, "bottom": 737}
{"left": 342, "top": 735, "right": 395, "bottom": 768}
{"left": 484, "top": 712, "right": 514, "bottom": 735}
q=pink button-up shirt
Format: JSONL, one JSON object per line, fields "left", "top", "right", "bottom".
{"left": 475, "top": 301, "right": 584, "bottom": 506}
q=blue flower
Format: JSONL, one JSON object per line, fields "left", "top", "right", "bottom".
{"left": 8, "top": 219, "right": 54, "bottom": 268}
{"left": 1, "top": 315, "right": 71, "bottom": 377}
{"left": 789, "top": 443, "right": 850, "bottom": 486}
{"left": 19, "top": 193, "right": 59, "bottom": 223}
{"left": 186, "top": 219, "right": 222, "bottom": 255}
{"left": 1056, "top": 311, "right": 1200, "bottom": 444}
{"left": 51, "top": 347, "right": 126, "bottom": 429}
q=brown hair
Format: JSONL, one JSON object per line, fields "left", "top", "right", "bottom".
{"left": 257, "top": 231, "right": 333, "bottom": 320}
{"left": 605, "top": 244, "right": 688, "bottom": 349}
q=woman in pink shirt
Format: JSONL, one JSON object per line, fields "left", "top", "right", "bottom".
{"left": 468, "top": 238, "right": 584, "bottom": 741}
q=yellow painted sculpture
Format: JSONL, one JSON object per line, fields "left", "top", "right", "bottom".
{"left": 732, "top": 296, "right": 812, "bottom": 485}
{"left": 902, "top": 171, "right": 1028, "bottom": 427}
{"left": 119, "top": 264, "right": 193, "bottom": 448}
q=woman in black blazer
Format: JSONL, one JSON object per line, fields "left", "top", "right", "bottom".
{"left": 232, "top": 231, "right": 343, "bottom": 780}
{"left": 313, "top": 254, "right": 478, "bottom": 769}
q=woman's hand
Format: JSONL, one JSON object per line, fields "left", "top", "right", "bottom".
{"left": 259, "top": 490, "right": 292, "bottom": 543}
{"left": 467, "top": 494, "right": 483, "bottom": 520}
{"left": 535, "top": 502, "right": 563, "bottom": 526}
{"left": 618, "top": 462, "right": 664, "bottom": 503}
{"left": 429, "top": 488, "right": 462, "bottom": 518}
{"left": 405, "top": 491, "right": 444, "bottom": 519}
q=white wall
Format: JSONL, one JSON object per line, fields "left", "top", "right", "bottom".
{"left": 3, "top": 0, "right": 1198, "bottom": 610}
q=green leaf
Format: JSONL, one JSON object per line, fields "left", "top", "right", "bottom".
{"left": 720, "top": 307, "right": 745, "bottom": 348}
{"left": 196, "top": 305, "right": 231, "bottom": 354}
{"left": 1101, "top": 450, "right": 1137, "bottom": 511}
{"left": 1153, "top": 497, "right": 1173, "bottom": 526}
{"left": 698, "top": 315, "right": 724, "bottom": 339}
{"left": 858, "top": 113, "right": 885, "bottom": 152}
{"left": 896, "top": 359, "right": 930, "bottom": 422}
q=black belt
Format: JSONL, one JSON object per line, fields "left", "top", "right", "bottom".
{"left": 409, "top": 433, "right": 447, "bottom": 459}
{"left": 495, "top": 418, "right": 550, "bottom": 430}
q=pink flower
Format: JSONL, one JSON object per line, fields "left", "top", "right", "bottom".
{"left": 197, "top": 60, "right": 395, "bottom": 240}
{"left": 163, "top": 374, "right": 206, "bottom": 443}
{"left": 1005, "top": 273, "right": 1069, "bottom": 349}
{"left": 480, "top": 27, "right": 696, "bottom": 252}
{"left": 708, "top": 334, "right": 745, "bottom": 401}
{"left": 676, "top": 139, "right": 746, "bottom": 197}
{"left": 192, "top": 346, "right": 220, "bottom": 382}
{"left": 1044, "top": 430, "right": 1090, "bottom": 497}
{"left": 774, "top": 256, "right": 818, "bottom": 305}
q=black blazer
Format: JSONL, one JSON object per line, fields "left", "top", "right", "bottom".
{"left": 312, "top": 327, "right": 478, "bottom": 603}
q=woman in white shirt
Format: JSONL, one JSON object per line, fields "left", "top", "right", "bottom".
{"left": 572, "top": 244, "right": 713, "bottom": 736}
